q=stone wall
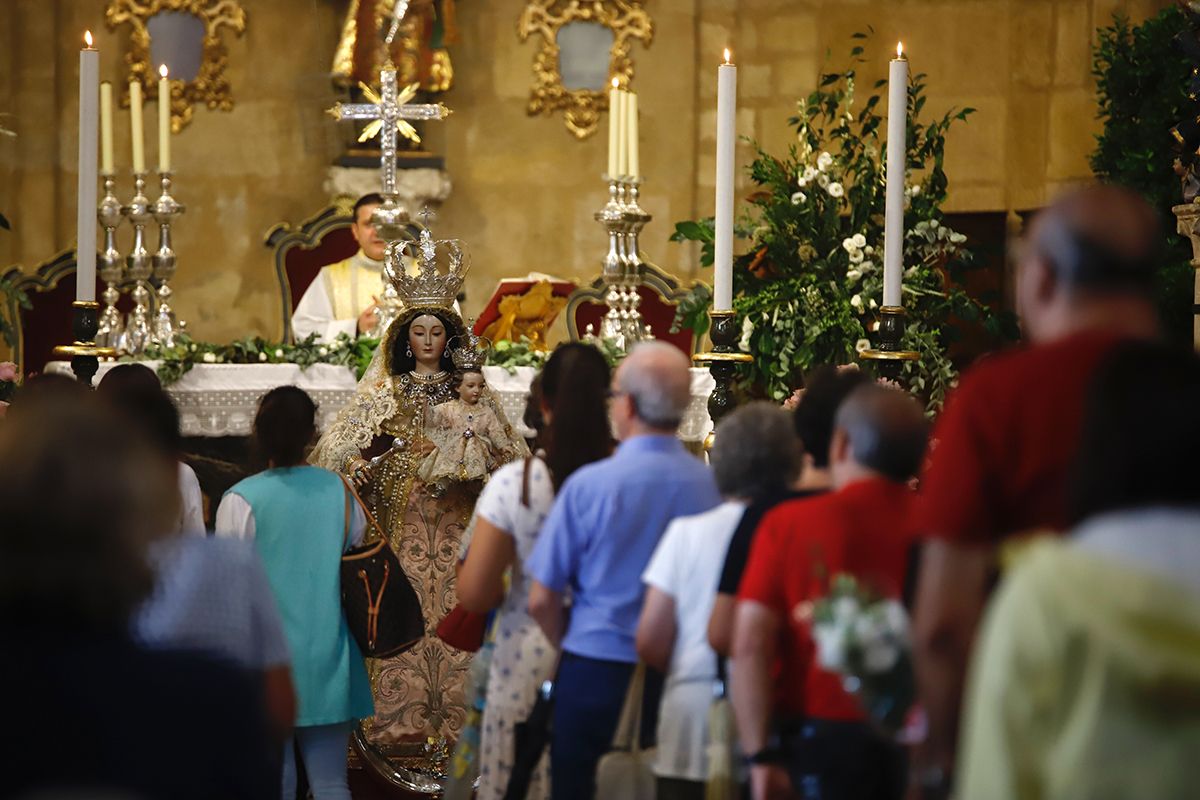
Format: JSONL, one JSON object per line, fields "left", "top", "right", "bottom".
{"left": 0, "top": 0, "right": 1170, "bottom": 347}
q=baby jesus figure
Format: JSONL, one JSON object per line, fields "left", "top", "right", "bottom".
{"left": 417, "top": 367, "right": 505, "bottom": 490}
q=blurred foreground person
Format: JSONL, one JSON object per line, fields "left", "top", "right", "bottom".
{"left": 958, "top": 343, "right": 1200, "bottom": 800}
{"left": 1, "top": 394, "right": 277, "bottom": 799}
{"left": 912, "top": 184, "right": 1164, "bottom": 793}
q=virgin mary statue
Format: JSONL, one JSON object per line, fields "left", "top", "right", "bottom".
{"left": 311, "top": 231, "right": 526, "bottom": 785}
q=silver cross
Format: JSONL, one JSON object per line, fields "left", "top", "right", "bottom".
{"left": 327, "top": 64, "right": 451, "bottom": 196}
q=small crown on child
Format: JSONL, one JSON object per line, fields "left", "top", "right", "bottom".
{"left": 450, "top": 324, "right": 490, "bottom": 370}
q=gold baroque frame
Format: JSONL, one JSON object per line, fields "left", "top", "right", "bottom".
{"left": 518, "top": 0, "right": 653, "bottom": 139}
{"left": 106, "top": 0, "right": 247, "bottom": 133}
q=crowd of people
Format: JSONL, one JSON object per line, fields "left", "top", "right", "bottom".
{"left": 3, "top": 183, "right": 1200, "bottom": 800}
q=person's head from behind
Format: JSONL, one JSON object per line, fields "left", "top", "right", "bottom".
{"left": 541, "top": 342, "right": 612, "bottom": 490}
{"left": 1069, "top": 342, "right": 1200, "bottom": 524}
{"left": 711, "top": 402, "right": 802, "bottom": 501}
{"left": 610, "top": 341, "right": 692, "bottom": 440}
{"left": 793, "top": 366, "right": 870, "bottom": 473}
{"left": 351, "top": 192, "right": 386, "bottom": 262}
{"left": 3, "top": 373, "right": 89, "bottom": 422}
{"left": 253, "top": 386, "right": 317, "bottom": 469}
{"left": 1017, "top": 183, "right": 1162, "bottom": 343}
{"left": 0, "top": 393, "right": 175, "bottom": 631}
{"left": 830, "top": 385, "right": 928, "bottom": 489}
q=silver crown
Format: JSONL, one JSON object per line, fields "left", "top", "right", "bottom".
{"left": 450, "top": 324, "right": 490, "bottom": 370}
{"left": 386, "top": 225, "right": 469, "bottom": 309}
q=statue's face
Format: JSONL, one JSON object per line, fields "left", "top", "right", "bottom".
{"left": 408, "top": 314, "right": 448, "bottom": 369}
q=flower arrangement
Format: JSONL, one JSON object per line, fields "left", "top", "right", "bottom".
{"left": 131, "top": 333, "right": 379, "bottom": 386}
{"left": 672, "top": 34, "right": 1017, "bottom": 409}
{"left": 0, "top": 360, "right": 17, "bottom": 417}
{"left": 811, "top": 573, "right": 914, "bottom": 734}
{"left": 486, "top": 338, "right": 549, "bottom": 373}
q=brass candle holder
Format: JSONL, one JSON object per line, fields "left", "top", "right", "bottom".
{"left": 53, "top": 301, "right": 118, "bottom": 387}
{"left": 858, "top": 305, "right": 920, "bottom": 381}
{"left": 693, "top": 309, "right": 754, "bottom": 449}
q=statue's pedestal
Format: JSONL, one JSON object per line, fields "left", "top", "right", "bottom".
{"left": 325, "top": 165, "right": 452, "bottom": 214}
{"left": 1170, "top": 202, "right": 1200, "bottom": 351}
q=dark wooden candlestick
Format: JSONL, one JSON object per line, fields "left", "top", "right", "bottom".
{"left": 53, "top": 300, "right": 117, "bottom": 387}
{"left": 693, "top": 309, "right": 754, "bottom": 449}
{"left": 859, "top": 305, "right": 920, "bottom": 382}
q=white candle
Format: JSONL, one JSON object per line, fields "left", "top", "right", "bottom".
{"left": 616, "top": 89, "right": 629, "bottom": 177}
{"left": 129, "top": 78, "right": 145, "bottom": 174}
{"left": 883, "top": 42, "right": 908, "bottom": 308}
{"left": 608, "top": 78, "right": 620, "bottom": 177}
{"left": 713, "top": 49, "right": 736, "bottom": 312}
{"left": 157, "top": 65, "right": 171, "bottom": 172}
{"left": 99, "top": 81, "right": 113, "bottom": 175}
{"left": 77, "top": 32, "right": 99, "bottom": 303}
{"left": 627, "top": 90, "right": 640, "bottom": 180}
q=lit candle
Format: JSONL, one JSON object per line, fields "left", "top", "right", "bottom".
{"left": 616, "top": 89, "right": 629, "bottom": 177}
{"left": 883, "top": 42, "right": 908, "bottom": 308}
{"left": 129, "top": 78, "right": 145, "bottom": 174}
{"left": 157, "top": 65, "right": 171, "bottom": 172}
{"left": 100, "top": 81, "right": 113, "bottom": 175}
{"left": 713, "top": 49, "right": 736, "bottom": 312}
{"left": 77, "top": 31, "right": 99, "bottom": 303}
{"left": 627, "top": 90, "right": 640, "bottom": 180}
{"left": 608, "top": 77, "right": 620, "bottom": 177}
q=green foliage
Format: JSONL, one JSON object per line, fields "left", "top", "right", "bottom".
{"left": 672, "top": 35, "right": 1014, "bottom": 407}
{"left": 133, "top": 333, "right": 379, "bottom": 386}
{"left": 1091, "top": 7, "right": 1194, "bottom": 344}
{"left": 487, "top": 338, "right": 549, "bottom": 373}
{"left": 0, "top": 273, "right": 30, "bottom": 351}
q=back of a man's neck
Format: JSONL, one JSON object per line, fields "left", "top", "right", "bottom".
{"left": 1038, "top": 299, "right": 1161, "bottom": 344}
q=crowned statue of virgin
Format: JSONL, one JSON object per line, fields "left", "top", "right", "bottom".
{"left": 311, "top": 229, "right": 527, "bottom": 782}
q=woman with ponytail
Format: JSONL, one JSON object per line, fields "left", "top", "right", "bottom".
{"left": 455, "top": 343, "right": 612, "bottom": 800}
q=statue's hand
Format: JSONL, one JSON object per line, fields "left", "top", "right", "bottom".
{"left": 348, "top": 458, "right": 373, "bottom": 489}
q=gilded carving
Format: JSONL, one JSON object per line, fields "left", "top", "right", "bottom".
{"left": 518, "top": 0, "right": 653, "bottom": 139}
{"left": 105, "top": 0, "right": 247, "bottom": 133}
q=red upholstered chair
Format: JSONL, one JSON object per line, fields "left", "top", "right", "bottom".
{"left": 566, "top": 263, "right": 707, "bottom": 356}
{"left": 265, "top": 203, "right": 426, "bottom": 343}
{"left": 1, "top": 251, "right": 134, "bottom": 377}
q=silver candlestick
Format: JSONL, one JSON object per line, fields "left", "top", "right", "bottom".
{"left": 95, "top": 174, "right": 125, "bottom": 349}
{"left": 151, "top": 172, "right": 186, "bottom": 345}
{"left": 621, "top": 179, "right": 652, "bottom": 343}
{"left": 120, "top": 173, "right": 154, "bottom": 355}
{"left": 589, "top": 176, "right": 652, "bottom": 351}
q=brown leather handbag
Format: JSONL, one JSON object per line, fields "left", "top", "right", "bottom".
{"left": 339, "top": 478, "right": 424, "bottom": 659}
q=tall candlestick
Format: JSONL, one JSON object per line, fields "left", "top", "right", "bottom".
{"left": 713, "top": 49, "right": 736, "bottom": 312}
{"left": 157, "top": 64, "right": 171, "bottom": 172}
{"left": 608, "top": 78, "right": 620, "bottom": 177}
{"left": 883, "top": 42, "right": 908, "bottom": 308}
{"left": 627, "top": 90, "right": 640, "bottom": 180}
{"left": 100, "top": 81, "right": 113, "bottom": 175}
{"left": 129, "top": 78, "right": 145, "bottom": 174}
{"left": 616, "top": 89, "right": 629, "bottom": 177}
{"left": 77, "top": 32, "right": 99, "bottom": 303}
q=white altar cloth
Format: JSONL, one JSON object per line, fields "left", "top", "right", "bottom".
{"left": 47, "top": 361, "right": 717, "bottom": 442}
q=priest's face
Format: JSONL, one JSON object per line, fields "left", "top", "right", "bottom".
{"left": 352, "top": 202, "right": 387, "bottom": 262}
{"left": 409, "top": 314, "right": 448, "bottom": 370}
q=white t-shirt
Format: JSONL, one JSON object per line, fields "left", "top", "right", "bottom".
{"left": 641, "top": 500, "right": 745, "bottom": 781}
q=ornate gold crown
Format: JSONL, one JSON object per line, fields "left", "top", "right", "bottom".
{"left": 386, "top": 227, "right": 469, "bottom": 309}
{"left": 450, "top": 325, "right": 490, "bottom": 370}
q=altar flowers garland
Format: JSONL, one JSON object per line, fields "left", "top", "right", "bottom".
{"left": 134, "top": 333, "right": 380, "bottom": 385}
{"left": 672, "top": 34, "right": 1018, "bottom": 409}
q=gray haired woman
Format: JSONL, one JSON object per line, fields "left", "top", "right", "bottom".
{"left": 635, "top": 403, "right": 803, "bottom": 800}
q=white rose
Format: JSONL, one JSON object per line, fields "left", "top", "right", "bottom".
{"left": 258, "top": 352, "right": 267, "bottom": 362}
{"left": 846, "top": 269, "right": 863, "bottom": 282}
{"left": 864, "top": 245, "right": 874, "bottom": 255}
{"left": 862, "top": 638, "right": 901, "bottom": 674}
{"left": 318, "top": 346, "right": 329, "bottom": 357}
{"left": 817, "top": 151, "right": 833, "bottom": 172}
{"left": 791, "top": 191, "right": 807, "bottom": 205}
{"left": 860, "top": 260, "right": 874, "bottom": 272}
{"left": 849, "top": 249, "right": 864, "bottom": 264}
{"left": 739, "top": 316, "right": 755, "bottom": 353}
{"left": 833, "top": 596, "right": 860, "bottom": 623}
{"left": 813, "top": 623, "right": 849, "bottom": 672}
{"left": 803, "top": 165, "right": 818, "bottom": 181}
{"left": 882, "top": 600, "right": 911, "bottom": 639}
{"left": 855, "top": 338, "right": 871, "bottom": 353}
{"left": 950, "top": 232, "right": 967, "bottom": 244}
{"left": 202, "top": 352, "right": 216, "bottom": 363}
{"left": 869, "top": 298, "right": 879, "bottom": 310}
{"left": 852, "top": 233, "right": 867, "bottom": 249}
{"left": 827, "top": 182, "right": 844, "bottom": 198}
{"left": 797, "top": 176, "right": 808, "bottom": 188}
{"left": 911, "top": 184, "right": 921, "bottom": 196}
{"left": 842, "top": 237, "right": 858, "bottom": 253}
{"left": 274, "top": 349, "right": 284, "bottom": 358}
{"left": 817, "top": 173, "right": 830, "bottom": 189}
{"left": 850, "top": 294, "right": 864, "bottom": 311}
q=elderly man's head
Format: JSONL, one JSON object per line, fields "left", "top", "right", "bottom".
{"left": 830, "top": 385, "right": 928, "bottom": 488}
{"left": 611, "top": 341, "right": 692, "bottom": 439}
{"left": 710, "top": 402, "right": 802, "bottom": 500}
{"left": 1016, "top": 184, "right": 1162, "bottom": 342}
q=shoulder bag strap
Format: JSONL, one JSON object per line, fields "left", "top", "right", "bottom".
{"left": 339, "top": 474, "right": 388, "bottom": 543}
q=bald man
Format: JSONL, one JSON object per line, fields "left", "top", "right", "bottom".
{"left": 528, "top": 342, "right": 720, "bottom": 800}
{"left": 911, "top": 184, "right": 1163, "bottom": 797}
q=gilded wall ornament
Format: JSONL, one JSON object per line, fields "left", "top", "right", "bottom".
{"left": 105, "top": 0, "right": 247, "bottom": 133}
{"left": 518, "top": 0, "right": 653, "bottom": 139}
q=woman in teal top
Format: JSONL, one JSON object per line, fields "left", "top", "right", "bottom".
{"left": 216, "top": 386, "right": 373, "bottom": 800}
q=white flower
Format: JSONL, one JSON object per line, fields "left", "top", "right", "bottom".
{"left": 258, "top": 352, "right": 267, "bottom": 362}
{"left": 842, "top": 237, "right": 858, "bottom": 253}
{"left": 803, "top": 165, "right": 818, "bottom": 181}
{"left": 950, "top": 232, "right": 967, "bottom": 244}
{"left": 862, "top": 637, "right": 901, "bottom": 674}
{"left": 882, "top": 600, "right": 910, "bottom": 639}
{"left": 797, "top": 176, "right": 808, "bottom": 188}
{"left": 905, "top": 266, "right": 918, "bottom": 279}
{"left": 855, "top": 338, "right": 871, "bottom": 353}
{"left": 827, "top": 182, "right": 844, "bottom": 198}
{"left": 849, "top": 248, "right": 864, "bottom": 264}
{"left": 850, "top": 293, "right": 864, "bottom": 311}
{"left": 189, "top": 343, "right": 197, "bottom": 352}
{"left": 817, "top": 151, "right": 833, "bottom": 172}
{"left": 739, "top": 316, "right": 755, "bottom": 353}
{"left": 833, "top": 596, "right": 860, "bottom": 624}
{"left": 318, "top": 346, "right": 329, "bottom": 357}
{"left": 817, "top": 173, "right": 830, "bottom": 189}
{"left": 814, "top": 622, "right": 850, "bottom": 671}
{"left": 860, "top": 260, "right": 875, "bottom": 272}
{"left": 869, "top": 298, "right": 879, "bottom": 310}
{"left": 910, "top": 184, "right": 921, "bottom": 196}
{"left": 202, "top": 352, "right": 216, "bottom": 363}
{"left": 852, "top": 233, "right": 867, "bottom": 249}
{"left": 791, "top": 191, "right": 807, "bottom": 205}
{"left": 864, "top": 245, "right": 874, "bottom": 255}
{"left": 846, "top": 269, "right": 863, "bottom": 283}
{"left": 274, "top": 349, "right": 284, "bottom": 358}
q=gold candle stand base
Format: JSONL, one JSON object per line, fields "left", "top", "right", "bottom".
{"left": 859, "top": 305, "right": 920, "bottom": 382}
{"left": 52, "top": 301, "right": 118, "bottom": 387}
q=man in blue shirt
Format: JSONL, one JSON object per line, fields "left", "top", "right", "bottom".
{"left": 528, "top": 340, "right": 721, "bottom": 800}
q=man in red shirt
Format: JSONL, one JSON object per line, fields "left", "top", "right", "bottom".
{"left": 911, "top": 184, "right": 1163, "bottom": 797}
{"left": 731, "top": 385, "right": 928, "bottom": 800}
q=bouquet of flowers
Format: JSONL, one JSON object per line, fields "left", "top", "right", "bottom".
{"left": 810, "top": 573, "right": 914, "bottom": 734}
{"left": 0, "top": 360, "right": 17, "bottom": 417}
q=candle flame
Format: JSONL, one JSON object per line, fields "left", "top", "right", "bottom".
{"left": 723, "top": 48, "right": 732, "bottom": 64}
{"left": 897, "top": 41, "right": 904, "bottom": 58}
{"left": 611, "top": 76, "right": 619, "bottom": 89}
{"left": 159, "top": 64, "right": 169, "bottom": 79}
{"left": 84, "top": 30, "right": 93, "bottom": 47}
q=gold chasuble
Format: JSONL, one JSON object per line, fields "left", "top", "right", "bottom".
{"left": 324, "top": 252, "right": 388, "bottom": 321}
